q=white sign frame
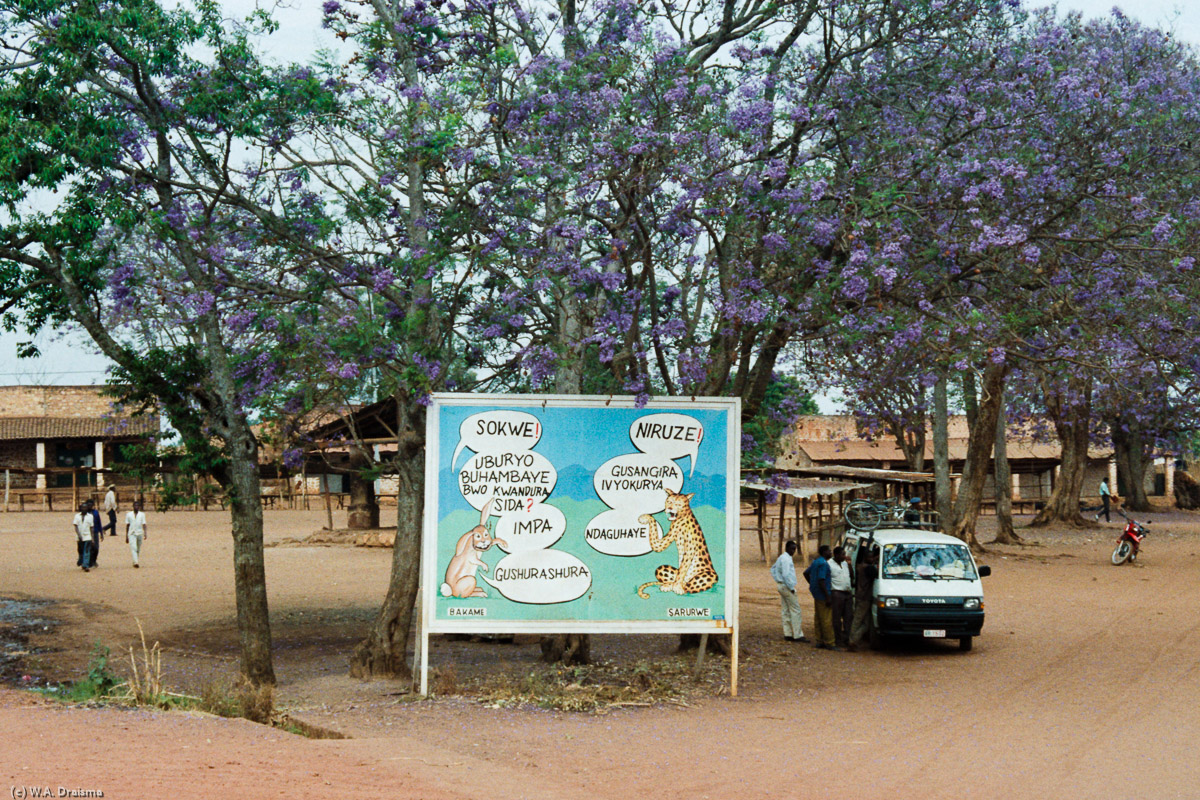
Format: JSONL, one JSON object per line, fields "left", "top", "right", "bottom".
{"left": 419, "top": 393, "right": 740, "bottom": 695}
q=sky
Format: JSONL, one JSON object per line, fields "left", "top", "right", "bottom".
{"left": 2, "top": 0, "right": 1197, "bottom": 403}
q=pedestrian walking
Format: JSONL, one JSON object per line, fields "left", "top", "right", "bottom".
{"left": 771, "top": 540, "right": 807, "bottom": 642}
{"left": 805, "top": 545, "right": 837, "bottom": 650}
{"left": 102, "top": 486, "right": 118, "bottom": 536}
{"left": 830, "top": 545, "right": 853, "bottom": 648}
{"left": 86, "top": 500, "right": 103, "bottom": 568}
{"left": 1095, "top": 478, "right": 1113, "bottom": 522}
{"left": 72, "top": 502, "right": 93, "bottom": 572}
{"left": 125, "top": 499, "right": 148, "bottom": 568}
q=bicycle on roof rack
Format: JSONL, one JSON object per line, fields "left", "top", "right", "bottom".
{"left": 843, "top": 497, "right": 925, "bottom": 531}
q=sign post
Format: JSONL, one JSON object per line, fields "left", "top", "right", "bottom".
{"left": 421, "top": 394, "right": 740, "bottom": 696}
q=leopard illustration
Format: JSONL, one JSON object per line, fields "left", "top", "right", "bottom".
{"left": 636, "top": 489, "right": 719, "bottom": 598}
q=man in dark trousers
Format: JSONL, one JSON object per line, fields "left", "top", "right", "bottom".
{"left": 849, "top": 546, "right": 879, "bottom": 651}
{"left": 102, "top": 486, "right": 118, "bottom": 536}
{"left": 805, "top": 545, "right": 837, "bottom": 650}
{"left": 86, "top": 499, "right": 103, "bottom": 568}
{"left": 73, "top": 502, "right": 93, "bottom": 572}
{"left": 1096, "top": 478, "right": 1113, "bottom": 522}
{"left": 829, "top": 546, "right": 853, "bottom": 648}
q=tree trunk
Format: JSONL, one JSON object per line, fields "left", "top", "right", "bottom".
{"left": 990, "top": 388, "right": 1022, "bottom": 544}
{"left": 1112, "top": 420, "right": 1151, "bottom": 512}
{"left": 346, "top": 452, "right": 380, "bottom": 529}
{"left": 540, "top": 243, "right": 594, "bottom": 665}
{"left": 1030, "top": 377, "right": 1093, "bottom": 527}
{"left": 226, "top": 429, "right": 276, "bottom": 686}
{"left": 350, "top": 400, "right": 424, "bottom": 681}
{"left": 950, "top": 362, "right": 1008, "bottom": 550}
{"left": 539, "top": 634, "right": 592, "bottom": 665}
{"left": 891, "top": 412, "right": 926, "bottom": 472}
{"left": 933, "top": 374, "right": 952, "bottom": 536}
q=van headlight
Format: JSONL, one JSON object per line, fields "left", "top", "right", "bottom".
{"left": 964, "top": 598, "right": 982, "bottom": 610}
{"left": 877, "top": 597, "right": 900, "bottom": 608}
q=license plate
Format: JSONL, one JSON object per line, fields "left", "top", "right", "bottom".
{"left": 923, "top": 629, "right": 946, "bottom": 638}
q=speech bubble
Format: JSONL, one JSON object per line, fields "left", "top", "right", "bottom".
{"left": 495, "top": 503, "right": 567, "bottom": 553}
{"left": 593, "top": 452, "right": 684, "bottom": 511}
{"left": 458, "top": 450, "right": 557, "bottom": 513}
{"left": 584, "top": 507, "right": 652, "bottom": 557}
{"left": 452, "top": 410, "right": 543, "bottom": 469}
{"left": 629, "top": 413, "right": 704, "bottom": 477}
{"left": 477, "top": 549, "right": 592, "bottom": 604}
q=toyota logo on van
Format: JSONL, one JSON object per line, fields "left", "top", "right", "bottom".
{"left": 922, "top": 598, "right": 947, "bottom": 604}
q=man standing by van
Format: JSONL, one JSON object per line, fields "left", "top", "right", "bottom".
{"left": 849, "top": 547, "right": 878, "bottom": 651}
{"left": 771, "top": 540, "right": 807, "bottom": 642}
{"left": 830, "top": 546, "right": 853, "bottom": 648}
{"left": 806, "top": 545, "right": 837, "bottom": 650}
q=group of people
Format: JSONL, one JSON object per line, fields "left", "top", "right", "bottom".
{"left": 771, "top": 540, "right": 877, "bottom": 651}
{"left": 71, "top": 487, "right": 148, "bottom": 572}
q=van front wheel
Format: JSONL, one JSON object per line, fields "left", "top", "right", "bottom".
{"left": 958, "top": 636, "right": 973, "bottom": 652}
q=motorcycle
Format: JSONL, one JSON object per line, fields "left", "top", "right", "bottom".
{"left": 1111, "top": 515, "right": 1150, "bottom": 565}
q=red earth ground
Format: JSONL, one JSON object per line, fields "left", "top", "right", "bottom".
{"left": 2, "top": 505, "right": 1199, "bottom": 799}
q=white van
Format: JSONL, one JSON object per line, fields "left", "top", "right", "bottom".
{"left": 843, "top": 528, "right": 992, "bottom": 652}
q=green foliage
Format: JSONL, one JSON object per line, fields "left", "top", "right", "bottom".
{"left": 742, "top": 375, "right": 818, "bottom": 469}
{"left": 39, "top": 643, "right": 123, "bottom": 703}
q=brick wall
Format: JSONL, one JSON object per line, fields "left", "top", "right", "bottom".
{"left": 0, "top": 385, "right": 119, "bottom": 418}
{"left": 0, "top": 442, "right": 37, "bottom": 487}
{"left": 786, "top": 414, "right": 973, "bottom": 442}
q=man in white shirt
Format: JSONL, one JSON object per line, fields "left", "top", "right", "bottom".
{"left": 102, "top": 486, "right": 118, "bottom": 536}
{"left": 73, "top": 502, "right": 94, "bottom": 573}
{"left": 830, "top": 545, "right": 853, "bottom": 648}
{"left": 125, "top": 499, "right": 148, "bottom": 568}
{"left": 770, "top": 540, "right": 807, "bottom": 642}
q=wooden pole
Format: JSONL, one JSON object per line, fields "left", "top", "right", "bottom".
{"left": 4, "top": 469, "right": 9, "bottom": 512}
{"left": 800, "top": 497, "right": 809, "bottom": 561}
{"left": 816, "top": 494, "right": 824, "bottom": 548}
{"left": 301, "top": 465, "right": 309, "bottom": 510}
{"left": 693, "top": 633, "right": 709, "bottom": 678}
{"left": 323, "top": 474, "right": 334, "bottom": 530}
{"left": 756, "top": 491, "right": 766, "bottom": 562}
{"left": 730, "top": 626, "right": 739, "bottom": 698}
{"left": 72, "top": 469, "right": 78, "bottom": 510}
{"left": 793, "top": 494, "right": 801, "bottom": 547}
{"left": 776, "top": 492, "right": 787, "bottom": 556}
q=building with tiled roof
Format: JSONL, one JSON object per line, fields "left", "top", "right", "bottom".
{"left": 778, "top": 415, "right": 1117, "bottom": 502}
{"left": 0, "top": 385, "right": 159, "bottom": 491}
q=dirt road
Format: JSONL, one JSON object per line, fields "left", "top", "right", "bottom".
{"left": 2, "top": 507, "right": 1199, "bottom": 799}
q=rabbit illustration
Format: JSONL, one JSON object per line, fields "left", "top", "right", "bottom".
{"left": 440, "top": 498, "right": 508, "bottom": 598}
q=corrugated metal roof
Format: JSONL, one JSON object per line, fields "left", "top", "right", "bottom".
{"left": 793, "top": 439, "right": 1110, "bottom": 463}
{"left": 741, "top": 478, "right": 873, "bottom": 499}
{"left": 0, "top": 416, "right": 159, "bottom": 441}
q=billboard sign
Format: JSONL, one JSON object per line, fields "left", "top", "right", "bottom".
{"left": 422, "top": 394, "right": 740, "bottom": 635}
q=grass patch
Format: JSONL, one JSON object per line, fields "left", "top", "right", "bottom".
{"left": 31, "top": 631, "right": 347, "bottom": 739}
{"left": 46, "top": 643, "right": 122, "bottom": 703}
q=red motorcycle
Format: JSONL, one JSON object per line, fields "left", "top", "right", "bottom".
{"left": 1111, "top": 515, "right": 1150, "bottom": 565}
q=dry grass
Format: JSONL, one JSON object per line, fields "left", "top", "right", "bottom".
{"left": 125, "top": 620, "right": 166, "bottom": 706}
{"left": 197, "top": 678, "right": 275, "bottom": 724}
{"left": 430, "top": 665, "right": 459, "bottom": 696}
{"left": 472, "top": 655, "right": 726, "bottom": 713}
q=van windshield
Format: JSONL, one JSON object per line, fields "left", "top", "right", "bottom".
{"left": 880, "top": 543, "right": 978, "bottom": 580}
